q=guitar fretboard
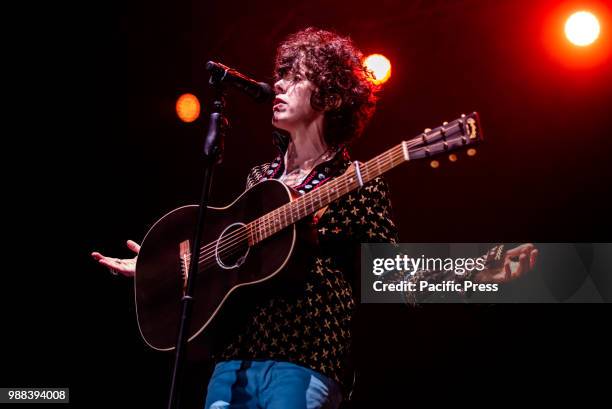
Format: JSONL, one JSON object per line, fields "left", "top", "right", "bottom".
{"left": 246, "top": 143, "right": 408, "bottom": 244}
{"left": 245, "top": 113, "right": 479, "bottom": 245}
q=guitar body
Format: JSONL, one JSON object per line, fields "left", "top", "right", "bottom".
{"left": 135, "top": 179, "right": 300, "bottom": 351}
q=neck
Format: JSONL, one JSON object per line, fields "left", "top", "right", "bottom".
{"left": 284, "top": 117, "right": 328, "bottom": 173}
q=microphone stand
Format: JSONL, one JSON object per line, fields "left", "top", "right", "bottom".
{"left": 167, "top": 73, "right": 228, "bottom": 409}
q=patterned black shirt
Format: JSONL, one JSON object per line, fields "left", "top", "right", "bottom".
{"left": 218, "top": 132, "right": 398, "bottom": 390}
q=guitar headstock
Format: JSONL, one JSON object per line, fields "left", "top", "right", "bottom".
{"left": 404, "top": 112, "right": 483, "bottom": 161}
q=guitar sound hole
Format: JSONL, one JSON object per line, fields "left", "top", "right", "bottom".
{"left": 215, "top": 222, "right": 250, "bottom": 269}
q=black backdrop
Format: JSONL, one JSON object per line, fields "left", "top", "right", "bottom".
{"left": 3, "top": 0, "right": 611, "bottom": 407}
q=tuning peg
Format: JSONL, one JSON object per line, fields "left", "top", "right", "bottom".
{"left": 442, "top": 121, "right": 448, "bottom": 126}
{"left": 448, "top": 154, "right": 457, "bottom": 162}
{"left": 430, "top": 160, "right": 440, "bottom": 169}
{"left": 467, "top": 148, "right": 477, "bottom": 157}
{"left": 424, "top": 128, "right": 431, "bottom": 133}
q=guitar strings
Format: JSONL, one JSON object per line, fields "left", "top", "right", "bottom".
{"left": 239, "top": 123, "right": 462, "bottom": 249}
{"left": 193, "top": 138, "right": 422, "bottom": 261}
{"left": 243, "top": 132, "right": 457, "bottom": 242}
{"left": 193, "top": 139, "right": 455, "bottom": 268}
{"left": 194, "top": 146, "right": 408, "bottom": 262}
{"left": 190, "top": 145, "right": 418, "bottom": 268}
{"left": 186, "top": 129, "right": 466, "bottom": 268}
{"left": 192, "top": 140, "right": 453, "bottom": 269}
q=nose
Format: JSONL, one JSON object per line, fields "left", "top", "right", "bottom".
{"left": 274, "top": 79, "right": 287, "bottom": 95}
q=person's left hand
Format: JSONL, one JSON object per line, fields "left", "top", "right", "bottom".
{"left": 472, "top": 243, "right": 538, "bottom": 284}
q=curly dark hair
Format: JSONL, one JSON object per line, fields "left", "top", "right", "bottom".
{"left": 274, "top": 27, "right": 378, "bottom": 148}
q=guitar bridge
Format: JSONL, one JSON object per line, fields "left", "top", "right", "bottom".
{"left": 179, "top": 240, "right": 190, "bottom": 292}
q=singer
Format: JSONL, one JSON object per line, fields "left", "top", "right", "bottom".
{"left": 92, "top": 28, "right": 537, "bottom": 409}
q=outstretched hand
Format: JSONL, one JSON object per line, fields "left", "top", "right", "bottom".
{"left": 91, "top": 240, "right": 140, "bottom": 277}
{"left": 473, "top": 243, "right": 538, "bottom": 284}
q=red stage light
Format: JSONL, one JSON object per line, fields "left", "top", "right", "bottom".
{"left": 364, "top": 54, "right": 391, "bottom": 85}
{"left": 565, "top": 11, "right": 600, "bottom": 46}
{"left": 542, "top": 2, "right": 610, "bottom": 69}
{"left": 176, "top": 93, "right": 200, "bottom": 123}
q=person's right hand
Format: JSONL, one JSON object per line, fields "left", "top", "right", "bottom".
{"left": 91, "top": 240, "right": 140, "bottom": 277}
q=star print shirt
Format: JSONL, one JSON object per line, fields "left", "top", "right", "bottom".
{"left": 218, "top": 132, "right": 399, "bottom": 391}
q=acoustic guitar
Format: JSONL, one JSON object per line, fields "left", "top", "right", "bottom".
{"left": 135, "top": 112, "right": 483, "bottom": 351}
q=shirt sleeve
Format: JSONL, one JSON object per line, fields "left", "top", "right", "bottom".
{"left": 316, "top": 176, "right": 399, "bottom": 245}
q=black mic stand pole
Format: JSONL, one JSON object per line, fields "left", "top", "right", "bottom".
{"left": 167, "top": 73, "right": 228, "bottom": 409}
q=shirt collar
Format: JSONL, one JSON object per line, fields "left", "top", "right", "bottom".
{"left": 268, "top": 131, "right": 351, "bottom": 194}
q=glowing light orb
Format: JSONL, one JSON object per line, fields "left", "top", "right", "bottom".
{"left": 176, "top": 93, "right": 201, "bottom": 123}
{"left": 364, "top": 54, "right": 392, "bottom": 85}
{"left": 565, "top": 11, "right": 600, "bottom": 46}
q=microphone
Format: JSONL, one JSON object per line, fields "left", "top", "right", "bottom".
{"left": 205, "top": 61, "right": 274, "bottom": 103}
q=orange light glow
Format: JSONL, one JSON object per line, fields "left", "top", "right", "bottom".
{"left": 542, "top": 2, "right": 610, "bottom": 69}
{"left": 176, "top": 93, "right": 201, "bottom": 123}
{"left": 364, "top": 54, "right": 392, "bottom": 85}
{"left": 565, "top": 11, "right": 600, "bottom": 46}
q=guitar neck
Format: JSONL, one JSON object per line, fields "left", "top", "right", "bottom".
{"left": 247, "top": 143, "right": 407, "bottom": 244}
{"left": 247, "top": 112, "right": 482, "bottom": 245}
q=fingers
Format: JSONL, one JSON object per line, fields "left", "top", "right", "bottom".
{"left": 91, "top": 246, "right": 137, "bottom": 278}
{"left": 530, "top": 249, "right": 539, "bottom": 270}
{"left": 91, "top": 251, "right": 124, "bottom": 270}
{"left": 504, "top": 261, "right": 512, "bottom": 282}
{"left": 506, "top": 243, "right": 535, "bottom": 257}
{"left": 91, "top": 252, "right": 121, "bottom": 267}
{"left": 91, "top": 251, "right": 104, "bottom": 261}
{"left": 500, "top": 246, "right": 538, "bottom": 283}
{"left": 96, "top": 256, "right": 120, "bottom": 269}
{"left": 127, "top": 240, "right": 141, "bottom": 254}
{"left": 516, "top": 253, "right": 529, "bottom": 278}
{"left": 98, "top": 257, "right": 135, "bottom": 276}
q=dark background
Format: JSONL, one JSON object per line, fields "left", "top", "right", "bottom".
{"left": 4, "top": 0, "right": 612, "bottom": 407}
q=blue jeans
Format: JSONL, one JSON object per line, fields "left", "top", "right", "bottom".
{"left": 204, "top": 360, "right": 342, "bottom": 409}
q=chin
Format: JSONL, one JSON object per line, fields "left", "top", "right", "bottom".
{"left": 272, "top": 116, "right": 291, "bottom": 132}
